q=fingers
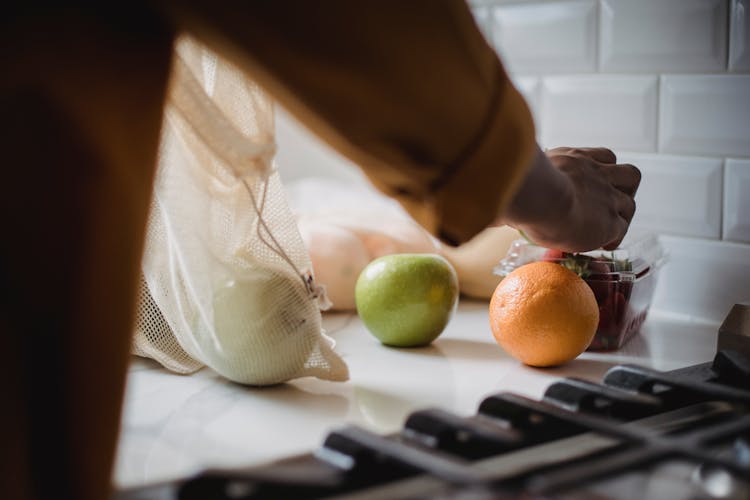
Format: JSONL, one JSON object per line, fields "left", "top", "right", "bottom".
{"left": 603, "top": 163, "right": 641, "bottom": 196}
{"left": 615, "top": 188, "right": 636, "bottom": 222}
{"left": 604, "top": 190, "right": 636, "bottom": 250}
{"left": 574, "top": 147, "right": 617, "bottom": 164}
{"left": 603, "top": 232, "right": 625, "bottom": 251}
{"left": 536, "top": 145, "right": 642, "bottom": 252}
{"left": 548, "top": 146, "right": 617, "bottom": 164}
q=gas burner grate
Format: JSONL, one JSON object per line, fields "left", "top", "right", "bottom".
{"left": 118, "top": 306, "right": 750, "bottom": 500}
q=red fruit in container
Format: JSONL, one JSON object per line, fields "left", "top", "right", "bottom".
{"left": 598, "top": 301, "right": 612, "bottom": 330}
{"left": 542, "top": 249, "right": 566, "bottom": 262}
{"left": 587, "top": 259, "right": 612, "bottom": 276}
{"left": 586, "top": 279, "right": 613, "bottom": 306}
{"left": 602, "top": 291, "right": 627, "bottom": 325}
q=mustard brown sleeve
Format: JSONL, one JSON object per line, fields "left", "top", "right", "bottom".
{"left": 165, "top": 0, "right": 536, "bottom": 245}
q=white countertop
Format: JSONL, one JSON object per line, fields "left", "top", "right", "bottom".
{"left": 114, "top": 300, "right": 720, "bottom": 488}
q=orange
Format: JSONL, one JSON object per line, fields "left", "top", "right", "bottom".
{"left": 489, "top": 261, "right": 599, "bottom": 367}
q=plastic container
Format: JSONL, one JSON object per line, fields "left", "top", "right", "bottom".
{"left": 494, "top": 233, "right": 666, "bottom": 351}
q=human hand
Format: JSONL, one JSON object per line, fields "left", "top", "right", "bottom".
{"left": 501, "top": 146, "right": 641, "bottom": 252}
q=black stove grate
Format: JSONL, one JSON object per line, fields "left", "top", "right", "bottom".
{"left": 118, "top": 306, "right": 750, "bottom": 500}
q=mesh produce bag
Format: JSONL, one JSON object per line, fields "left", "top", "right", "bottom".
{"left": 132, "top": 36, "right": 348, "bottom": 385}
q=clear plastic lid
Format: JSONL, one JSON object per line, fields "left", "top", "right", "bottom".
{"left": 493, "top": 232, "right": 667, "bottom": 282}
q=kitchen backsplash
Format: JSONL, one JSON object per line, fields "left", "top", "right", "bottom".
{"left": 472, "top": 0, "right": 750, "bottom": 322}
{"left": 275, "top": 0, "right": 750, "bottom": 323}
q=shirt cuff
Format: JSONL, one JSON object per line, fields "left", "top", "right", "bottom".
{"left": 395, "top": 76, "right": 536, "bottom": 246}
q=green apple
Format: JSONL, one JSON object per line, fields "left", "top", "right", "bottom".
{"left": 355, "top": 253, "right": 459, "bottom": 347}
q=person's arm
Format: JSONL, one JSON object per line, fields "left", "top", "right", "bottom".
{"left": 166, "top": 0, "right": 640, "bottom": 251}
{"left": 501, "top": 146, "right": 641, "bottom": 252}
{"left": 164, "top": 0, "right": 536, "bottom": 246}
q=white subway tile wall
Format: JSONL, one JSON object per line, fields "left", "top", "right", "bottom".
{"left": 491, "top": 0, "right": 598, "bottom": 74}
{"left": 724, "top": 159, "right": 750, "bottom": 242}
{"left": 619, "top": 153, "right": 723, "bottom": 239}
{"left": 659, "top": 75, "right": 750, "bottom": 156}
{"left": 655, "top": 236, "right": 750, "bottom": 322}
{"left": 729, "top": 0, "right": 750, "bottom": 71}
{"left": 600, "top": 0, "right": 727, "bottom": 73}
{"left": 540, "top": 75, "right": 658, "bottom": 151}
{"left": 474, "top": 0, "right": 750, "bottom": 320}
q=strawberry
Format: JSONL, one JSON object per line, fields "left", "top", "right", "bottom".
{"left": 588, "top": 258, "right": 612, "bottom": 275}
{"left": 542, "top": 249, "right": 566, "bottom": 262}
{"left": 587, "top": 279, "right": 613, "bottom": 306}
{"left": 603, "top": 291, "right": 627, "bottom": 326}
